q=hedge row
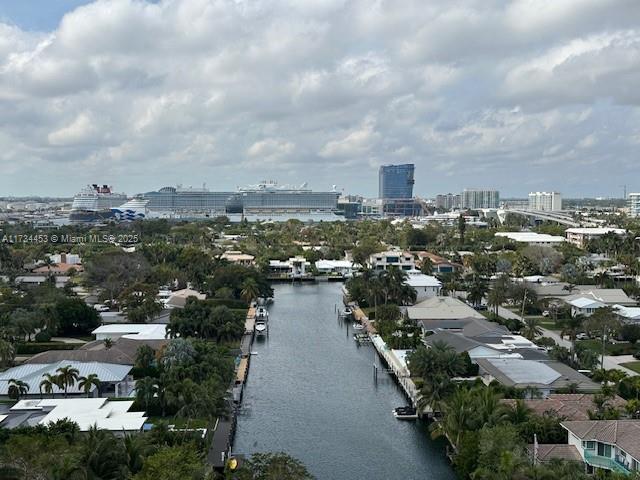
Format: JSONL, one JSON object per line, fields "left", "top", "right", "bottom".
{"left": 16, "top": 342, "right": 79, "bottom": 355}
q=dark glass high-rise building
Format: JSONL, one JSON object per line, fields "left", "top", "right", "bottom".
{"left": 378, "top": 164, "right": 415, "bottom": 199}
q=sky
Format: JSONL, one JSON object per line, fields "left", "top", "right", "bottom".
{"left": 0, "top": 0, "right": 639, "bottom": 198}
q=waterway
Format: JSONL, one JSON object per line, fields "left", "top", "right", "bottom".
{"left": 234, "top": 282, "right": 455, "bottom": 480}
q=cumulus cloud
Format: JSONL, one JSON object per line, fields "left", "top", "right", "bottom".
{"left": 0, "top": 0, "right": 639, "bottom": 196}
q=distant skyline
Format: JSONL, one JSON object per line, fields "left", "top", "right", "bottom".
{"left": 0, "top": 1, "right": 639, "bottom": 198}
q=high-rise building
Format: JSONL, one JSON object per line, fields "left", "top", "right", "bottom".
{"left": 461, "top": 189, "right": 499, "bottom": 209}
{"left": 528, "top": 192, "right": 562, "bottom": 211}
{"left": 629, "top": 193, "right": 640, "bottom": 218}
{"left": 435, "top": 193, "right": 461, "bottom": 210}
{"left": 378, "top": 164, "right": 415, "bottom": 199}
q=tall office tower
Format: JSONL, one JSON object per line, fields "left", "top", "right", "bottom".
{"left": 528, "top": 192, "right": 562, "bottom": 211}
{"left": 435, "top": 193, "right": 461, "bottom": 210}
{"left": 461, "top": 189, "right": 500, "bottom": 209}
{"left": 629, "top": 193, "right": 640, "bottom": 218}
{"left": 378, "top": 164, "right": 415, "bottom": 199}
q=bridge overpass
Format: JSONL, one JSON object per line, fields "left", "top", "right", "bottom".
{"left": 497, "top": 209, "right": 581, "bottom": 227}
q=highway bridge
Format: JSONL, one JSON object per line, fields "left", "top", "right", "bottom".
{"left": 497, "top": 209, "right": 581, "bottom": 227}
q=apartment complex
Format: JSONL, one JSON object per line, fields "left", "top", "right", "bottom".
{"left": 461, "top": 189, "right": 499, "bottom": 209}
{"left": 528, "top": 191, "right": 562, "bottom": 211}
{"left": 629, "top": 193, "right": 640, "bottom": 218}
{"left": 435, "top": 193, "right": 461, "bottom": 210}
{"left": 378, "top": 164, "right": 415, "bottom": 199}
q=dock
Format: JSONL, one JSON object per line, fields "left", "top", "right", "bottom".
{"left": 208, "top": 304, "right": 258, "bottom": 470}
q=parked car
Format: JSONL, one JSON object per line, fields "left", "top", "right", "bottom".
{"left": 576, "top": 333, "right": 589, "bottom": 340}
{"left": 93, "top": 304, "right": 109, "bottom": 312}
{"left": 542, "top": 310, "right": 550, "bottom": 317}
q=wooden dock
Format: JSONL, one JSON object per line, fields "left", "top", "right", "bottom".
{"left": 208, "top": 305, "right": 258, "bottom": 470}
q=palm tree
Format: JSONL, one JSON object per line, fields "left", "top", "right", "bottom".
{"left": 135, "top": 377, "right": 158, "bottom": 412}
{"left": 56, "top": 365, "right": 80, "bottom": 398}
{"left": 431, "top": 387, "right": 473, "bottom": 451}
{"left": 418, "top": 373, "right": 454, "bottom": 414}
{"left": 103, "top": 338, "right": 114, "bottom": 350}
{"left": 0, "top": 339, "right": 15, "bottom": 368}
{"left": 506, "top": 399, "right": 532, "bottom": 424}
{"left": 522, "top": 317, "right": 542, "bottom": 340}
{"left": 240, "top": 277, "right": 260, "bottom": 304}
{"left": 78, "top": 373, "right": 101, "bottom": 397}
{"left": 7, "top": 378, "right": 29, "bottom": 400}
{"left": 39, "top": 373, "right": 60, "bottom": 398}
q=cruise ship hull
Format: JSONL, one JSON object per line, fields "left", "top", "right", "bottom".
{"left": 69, "top": 210, "right": 116, "bottom": 223}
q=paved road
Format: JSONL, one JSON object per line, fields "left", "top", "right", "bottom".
{"left": 51, "top": 337, "right": 86, "bottom": 344}
{"left": 496, "top": 306, "right": 637, "bottom": 375}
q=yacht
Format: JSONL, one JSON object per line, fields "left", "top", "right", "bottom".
{"left": 256, "top": 307, "right": 269, "bottom": 319}
{"left": 255, "top": 320, "right": 267, "bottom": 335}
{"left": 352, "top": 322, "right": 364, "bottom": 331}
{"left": 393, "top": 406, "right": 418, "bottom": 420}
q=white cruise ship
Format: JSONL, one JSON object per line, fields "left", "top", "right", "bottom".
{"left": 69, "top": 184, "right": 127, "bottom": 223}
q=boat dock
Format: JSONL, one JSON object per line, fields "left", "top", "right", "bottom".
{"left": 208, "top": 305, "right": 259, "bottom": 470}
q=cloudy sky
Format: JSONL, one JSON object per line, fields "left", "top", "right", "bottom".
{"left": 0, "top": 0, "right": 639, "bottom": 198}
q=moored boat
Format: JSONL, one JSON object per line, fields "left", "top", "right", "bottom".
{"left": 393, "top": 406, "right": 418, "bottom": 420}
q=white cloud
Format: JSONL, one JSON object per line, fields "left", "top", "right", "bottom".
{"left": 0, "top": 0, "right": 639, "bottom": 196}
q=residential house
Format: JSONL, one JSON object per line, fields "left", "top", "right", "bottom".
{"left": 563, "top": 420, "right": 640, "bottom": 474}
{"left": 315, "top": 260, "right": 356, "bottom": 278}
{"left": 0, "top": 398, "right": 147, "bottom": 434}
{"left": 503, "top": 394, "right": 627, "bottom": 421}
{"left": 165, "top": 288, "right": 206, "bottom": 309}
{"left": 268, "top": 256, "right": 311, "bottom": 279}
{"left": 565, "top": 228, "right": 627, "bottom": 249}
{"left": 476, "top": 357, "right": 600, "bottom": 395}
{"left": 0, "top": 361, "right": 134, "bottom": 398}
{"left": 405, "top": 270, "right": 442, "bottom": 302}
{"left": 92, "top": 324, "right": 167, "bottom": 341}
{"left": 220, "top": 250, "right": 255, "bottom": 266}
{"left": 368, "top": 250, "right": 415, "bottom": 271}
{"left": 415, "top": 252, "right": 461, "bottom": 274}
{"left": 407, "top": 297, "right": 485, "bottom": 331}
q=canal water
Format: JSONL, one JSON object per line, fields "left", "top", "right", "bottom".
{"left": 234, "top": 282, "right": 455, "bottom": 480}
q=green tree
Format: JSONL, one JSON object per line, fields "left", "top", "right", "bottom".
{"left": 56, "top": 365, "right": 80, "bottom": 398}
{"left": 232, "top": 452, "right": 315, "bottom": 480}
{"left": 78, "top": 373, "right": 100, "bottom": 397}
{"left": 7, "top": 378, "right": 29, "bottom": 400}
{"left": 133, "top": 445, "right": 206, "bottom": 480}
{"left": 240, "top": 277, "right": 260, "bottom": 304}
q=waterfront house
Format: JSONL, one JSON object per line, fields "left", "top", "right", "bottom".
{"left": 315, "top": 259, "right": 356, "bottom": 278}
{"left": 568, "top": 296, "right": 607, "bottom": 317}
{"left": 0, "top": 398, "right": 147, "bottom": 434}
{"left": 367, "top": 250, "right": 415, "bottom": 271}
{"left": 476, "top": 358, "right": 600, "bottom": 395}
{"left": 0, "top": 361, "right": 134, "bottom": 398}
{"left": 502, "top": 394, "right": 627, "bottom": 421}
{"left": 562, "top": 420, "right": 640, "bottom": 474}
{"left": 268, "top": 256, "right": 311, "bottom": 279}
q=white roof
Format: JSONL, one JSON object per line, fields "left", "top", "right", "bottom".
{"left": 315, "top": 260, "right": 354, "bottom": 269}
{"left": 495, "top": 232, "right": 565, "bottom": 243}
{"left": 10, "top": 398, "right": 146, "bottom": 432}
{"left": 568, "top": 297, "right": 606, "bottom": 309}
{"left": 614, "top": 305, "right": 640, "bottom": 320}
{"left": 0, "top": 361, "right": 131, "bottom": 396}
{"left": 92, "top": 323, "right": 167, "bottom": 340}
{"left": 405, "top": 273, "right": 442, "bottom": 288}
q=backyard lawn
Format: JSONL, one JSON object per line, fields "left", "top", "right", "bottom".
{"left": 620, "top": 361, "right": 640, "bottom": 374}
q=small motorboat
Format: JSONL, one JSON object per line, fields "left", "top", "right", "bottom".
{"left": 393, "top": 406, "right": 418, "bottom": 420}
{"left": 255, "top": 321, "right": 267, "bottom": 335}
{"left": 352, "top": 323, "right": 364, "bottom": 331}
{"left": 256, "top": 307, "right": 269, "bottom": 319}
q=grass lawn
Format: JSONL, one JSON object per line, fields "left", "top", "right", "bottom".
{"left": 576, "top": 339, "right": 637, "bottom": 356}
{"left": 620, "top": 361, "right": 640, "bottom": 374}
{"left": 146, "top": 416, "right": 210, "bottom": 428}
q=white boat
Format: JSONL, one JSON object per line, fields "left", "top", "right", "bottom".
{"left": 256, "top": 307, "right": 269, "bottom": 319}
{"left": 340, "top": 307, "right": 353, "bottom": 318}
{"left": 255, "top": 321, "right": 267, "bottom": 335}
{"left": 352, "top": 323, "right": 364, "bottom": 331}
{"left": 393, "top": 406, "right": 418, "bottom": 420}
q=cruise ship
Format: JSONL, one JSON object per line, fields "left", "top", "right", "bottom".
{"left": 69, "top": 184, "right": 127, "bottom": 223}
{"left": 112, "top": 181, "right": 344, "bottom": 222}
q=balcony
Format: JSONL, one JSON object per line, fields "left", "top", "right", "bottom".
{"left": 584, "top": 451, "right": 631, "bottom": 475}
